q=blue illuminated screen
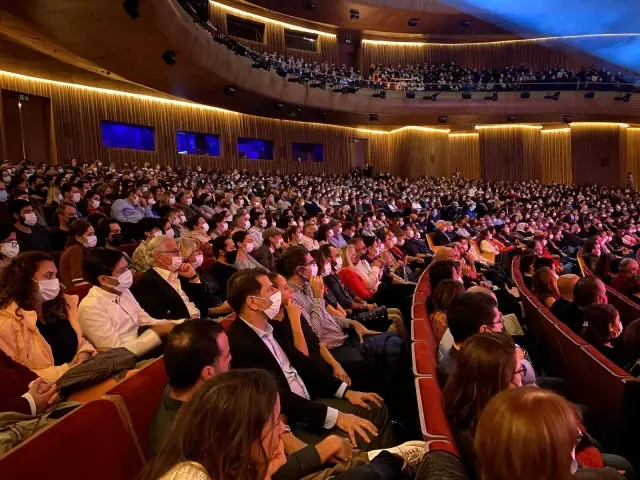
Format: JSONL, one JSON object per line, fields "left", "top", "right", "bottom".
{"left": 292, "top": 142, "right": 324, "bottom": 162}
{"left": 101, "top": 121, "right": 155, "bottom": 151}
{"left": 237, "top": 137, "right": 274, "bottom": 160}
{"left": 177, "top": 131, "right": 221, "bottom": 156}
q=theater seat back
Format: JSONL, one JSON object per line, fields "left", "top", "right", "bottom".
{"left": 0, "top": 399, "right": 144, "bottom": 480}
{"left": 416, "top": 376, "right": 457, "bottom": 443}
{"left": 605, "top": 286, "right": 640, "bottom": 327}
{"left": 106, "top": 356, "right": 168, "bottom": 458}
{"left": 65, "top": 283, "right": 92, "bottom": 301}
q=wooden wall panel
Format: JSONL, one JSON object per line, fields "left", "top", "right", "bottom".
{"left": 571, "top": 124, "right": 624, "bottom": 186}
{"left": 625, "top": 129, "right": 640, "bottom": 189}
{"left": 540, "top": 129, "right": 572, "bottom": 184}
{"left": 448, "top": 134, "right": 480, "bottom": 179}
{"left": 479, "top": 126, "right": 542, "bottom": 182}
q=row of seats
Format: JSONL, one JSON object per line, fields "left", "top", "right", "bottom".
{"left": 512, "top": 256, "right": 640, "bottom": 465}
{"left": 425, "top": 233, "right": 496, "bottom": 264}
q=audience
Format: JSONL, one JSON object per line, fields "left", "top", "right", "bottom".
{"left": 58, "top": 219, "right": 95, "bottom": 287}
{"left": 581, "top": 304, "right": 627, "bottom": 368}
{"left": 531, "top": 266, "right": 560, "bottom": 308}
{"left": 429, "top": 279, "right": 465, "bottom": 344}
{"left": 554, "top": 276, "right": 608, "bottom": 334}
{"left": 552, "top": 274, "right": 580, "bottom": 315}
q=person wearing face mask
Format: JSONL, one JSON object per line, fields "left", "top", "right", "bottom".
{"left": 182, "top": 215, "right": 214, "bottom": 257}
{"left": 129, "top": 235, "right": 202, "bottom": 320}
{"left": 95, "top": 218, "right": 137, "bottom": 268}
{"left": 253, "top": 227, "right": 286, "bottom": 273}
{"left": 299, "top": 222, "right": 320, "bottom": 252}
{"left": 59, "top": 220, "right": 97, "bottom": 287}
{"left": 84, "top": 191, "right": 108, "bottom": 221}
{"left": 132, "top": 218, "right": 164, "bottom": 273}
{"left": 209, "top": 212, "right": 230, "bottom": 240}
{"left": 111, "top": 188, "right": 154, "bottom": 224}
{"left": 581, "top": 304, "right": 627, "bottom": 369}
{"left": 11, "top": 199, "right": 53, "bottom": 252}
{"left": 175, "top": 192, "right": 200, "bottom": 218}
{"left": 0, "top": 224, "right": 19, "bottom": 269}
{"left": 229, "top": 194, "right": 245, "bottom": 216}
{"left": 79, "top": 248, "right": 182, "bottom": 358}
{"left": 208, "top": 236, "right": 238, "bottom": 300}
{"left": 60, "top": 183, "right": 83, "bottom": 218}
{"left": 248, "top": 212, "right": 267, "bottom": 248}
{"left": 231, "top": 231, "right": 268, "bottom": 272}
{"left": 176, "top": 237, "right": 231, "bottom": 319}
{"left": 0, "top": 182, "right": 8, "bottom": 204}
{"left": 0, "top": 251, "right": 96, "bottom": 383}
{"left": 328, "top": 219, "right": 347, "bottom": 248}
{"left": 230, "top": 212, "right": 251, "bottom": 236}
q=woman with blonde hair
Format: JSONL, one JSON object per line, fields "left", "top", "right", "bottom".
{"left": 474, "top": 388, "right": 625, "bottom": 480}
{"left": 530, "top": 266, "right": 560, "bottom": 308}
{"left": 45, "top": 184, "right": 62, "bottom": 207}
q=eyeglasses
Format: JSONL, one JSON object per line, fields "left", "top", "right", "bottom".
{"left": 1, "top": 241, "right": 17, "bottom": 247}
{"left": 158, "top": 249, "right": 180, "bottom": 256}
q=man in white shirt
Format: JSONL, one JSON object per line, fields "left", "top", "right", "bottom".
{"left": 247, "top": 211, "right": 266, "bottom": 248}
{"left": 79, "top": 248, "right": 182, "bottom": 357}
{"left": 299, "top": 222, "right": 320, "bottom": 252}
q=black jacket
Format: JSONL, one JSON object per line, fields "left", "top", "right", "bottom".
{"left": 228, "top": 318, "right": 342, "bottom": 430}
{"left": 130, "top": 268, "right": 191, "bottom": 320}
{"left": 434, "top": 230, "right": 456, "bottom": 246}
{"left": 253, "top": 244, "right": 279, "bottom": 272}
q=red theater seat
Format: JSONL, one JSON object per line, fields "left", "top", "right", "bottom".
{"left": 425, "top": 439, "right": 459, "bottom": 456}
{"left": 0, "top": 399, "right": 144, "bottom": 480}
{"left": 605, "top": 286, "right": 640, "bottom": 327}
{"left": 65, "top": 283, "right": 92, "bottom": 301}
{"left": 412, "top": 303, "right": 428, "bottom": 321}
{"left": 412, "top": 342, "right": 437, "bottom": 376}
{"left": 106, "top": 356, "right": 167, "bottom": 458}
{"left": 118, "top": 243, "right": 139, "bottom": 258}
{"left": 414, "top": 291, "right": 427, "bottom": 304}
{"left": 412, "top": 320, "right": 438, "bottom": 356}
{"left": 201, "top": 257, "right": 215, "bottom": 271}
{"left": 220, "top": 313, "right": 236, "bottom": 331}
{"left": 416, "top": 376, "right": 456, "bottom": 442}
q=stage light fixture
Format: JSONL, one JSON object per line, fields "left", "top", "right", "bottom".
{"left": 276, "top": 67, "right": 288, "bottom": 78}
{"left": 584, "top": 92, "right": 595, "bottom": 99}
{"left": 349, "top": 9, "right": 360, "bottom": 20}
{"left": 462, "top": 92, "right": 472, "bottom": 100}
{"left": 318, "top": 111, "right": 327, "bottom": 118}
{"left": 424, "top": 93, "right": 440, "bottom": 101}
{"left": 373, "top": 90, "right": 386, "bottom": 100}
{"left": 406, "top": 91, "right": 416, "bottom": 99}
{"left": 123, "top": 0, "right": 139, "bottom": 19}
{"left": 460, "top": 19, "right": 472, "bottom": 27}
{"left": 408, "top": 18, "right": 418, "bottom": 27}
{"left": 438, "top": 116, "right": 448, "bottom": 123}
{"left": 544, "top": 91, "right": 561, "bottom": 101}
{"left": 223, "top": 85, "right": 236, "bottom": 96}
{"left": 484, "top": 93, "right": 499, "bottom": 102}
{"left": 274, "top": 102, "right": 284, "bottom": 110}
{"left": 520, "top": 91, "right": 531, "bottom": 99}
{"left": 369, "top": 114, "right": 379, "bottom": 122}
{"left": 615, "top": 93, "right": 632, "bottom": 103}
{"left": 307, "top": 2, "right": 317, "bottom": 10}
{"left": 563, "top": 115, "right": 573, "bottom": 123}
{"left": 507, "top": 115, "right": 517, "bottom": 122}
{"left": 161, "top": 50, "right": 176, "bottom": 66}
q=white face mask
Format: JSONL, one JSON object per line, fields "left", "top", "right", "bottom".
{"left": 180, "top": 215, "right": 187, "bottom": 223}
{"left": 169, "top": 256, "right": 182, "bottom": 272}
{"left": 165, "top": 228, "right": 175, "bottom": 238}
{"left": 169, "top": 197, "right": 176, "bottom": 205}
{"left": 1, "top": 242, "right": 19, "bottom": 259}
{"left": 72, "top": 192, "right": 81, "bottom": 203}
{"left": 186, "top": 198, "right": 193, "bottom": 206}
{"left": 260, "top": 219, "right": 268, "bottom": 228}
{"left": 148, "top": 198, "right": 156, "bottom": 206}
{"left": 152, "top": 230, "right": 162, "bottom": 237}
{"left": 392, "top": 236, "right": 398, "bottom": 245}
{"left": 85, "top": 235, "right": 97, "bottom": 248}
{"left": 111, "top": 270, "right": 133, "bottom": 292}
{"left": 226, "top": 216, "right": 233, "bottom": 223}
{"left": 35, "top": 278, "right": 60, "bottom": 301}
{"left": 202, "top": 223, "right": 210, "bottom": 233}
{"left": 310, "top": 263, "right": 319, "bottom": 277}
{"left": 244, "top": 242, "right": 255, "bottom": 253}
{"left": 193, "top": 254, "right": 204, "bottom": 268}
{"left": 220, "top": 222, "right": 228, "bottom": 232}
{"left": 334, "top": 256, "right": 343, "bottom": 271}
{"left": 90, "top": 199, "right": 101, "bottom": 209}
{"left": 23, "top": 212, "right": 37, "bottom": 226}
{"left": 323, "top": 263, "right": 332, "bottom": 276}
{"left": 244, "top": 220, "right": 251, "bottom": 230}
{"left": 57, "top": 193, "right": 63, "bottom": 202}
{"left": 257, "top": 290, "right": 281, "bottom": 320}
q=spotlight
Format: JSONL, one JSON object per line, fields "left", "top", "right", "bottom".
{"left": 276, "top": 67, "right": 288, "bottom": 78}
{"left": 584, "top": 92, "right": 595, "bottom": 99}
{"left": 520, "top": 91, "right": 531, "bottom": 99}
{"left": 349, "top": 9, "right": 360, "bottom": 20}
{"left": 460, "top": 19, "right": 472, "bottom": 27}
{"left": 507, "top": 115, "right": 517, "bottom": 122}
{"left": 223, "top": 85, "right": 235, "bottom": 96}
{"left": 615, "top": 93, "right": 632, "bottom": 103}
{"left": 373, "top": 90, "right": 386, "bottom": 100}
{"left": 161, "top": 50, "right": 176, "bottom": 66}
{"left": 307, "top": 1, "right": 317, "bottom": 10}
{"left": 461, "top": 92, "right": 472, "bottom": 100}
{"left": 544, "top": 91, "right": 560, "bottom": 101}
{"left": 318, "top": 111, "right": 328, "bottom": 118}
{"left": 408, "top": 18, "right": 418, "bottom": 27}
{"left": 344, "top": 36, "right": 352, "bottom": 44}
{"left": 424, "top": 93, "right": 440, "bottom": 101}
{"left": 274, "top": 102, "right": 284, "bottom": 111}
{"left": 369, "top": 114, "right": 379, "bottom": 122}
{"left": 123, "top": 0, "right": 139, "bottom": 19}
{"left": 406, "top": 91, "right": 416, "bottom": 99}
{"left": 563, "top": 115, "right": 573, "bottom": 123}
{"left": 438, "top": 116, "right": 448, "bottom": 124}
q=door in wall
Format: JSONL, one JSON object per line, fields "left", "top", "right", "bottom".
{"left": 348, "top": 137, "right": 368, "bottom": 172}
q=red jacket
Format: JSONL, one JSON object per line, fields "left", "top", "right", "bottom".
{"left": 0, "top": 348, "right": 37, "bottom": 414}
{"left": 337, "top": 268, "right": 374, "bottom": 300}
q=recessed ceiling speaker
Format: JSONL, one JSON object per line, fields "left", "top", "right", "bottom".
{"left": 369, "top": 114, "right": 379, "bottom": 122}
{"left": 223, "top": 85, "right": 236, "bottom": 96}
{"left": 460, "top": 19, "right": 472, "bottom": 27}
{"left": 349, "top": 9, "right": 360, "bottom": 20}
{"left": 563, "top": 115, "right": 573, "bottom": 123}
{"left": 408, "top": 18, "right": 418, "bottom": 27}
{"left": 507, "top": 115, "right": 517, "bottom": 122}
{"left": 307, "top": 2, "right": 317, "bottom": 10}
{"left": 123, "top": 0, "right": 139, "bottom": 19}
{"left": 438, "top": 116, "right": 448, "bottom": 123}
{"left": 162, "top": 50, "right": 176, "bottom": 66}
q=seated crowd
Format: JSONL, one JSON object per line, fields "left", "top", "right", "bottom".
{"left": 1, "top": 159, "right": 640, "bottom": 479}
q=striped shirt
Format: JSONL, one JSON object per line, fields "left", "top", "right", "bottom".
{"left": 288, "top": 280, "right": 349, "bottom": 350}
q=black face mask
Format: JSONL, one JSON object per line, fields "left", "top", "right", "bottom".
{"left": 109, "top": 233, "right": 124, "bottom": 246}
{"left": 225, "top": 250, "right": 238, "bottom": 264}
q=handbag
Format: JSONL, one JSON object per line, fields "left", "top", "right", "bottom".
{"left": 353, "top": 306, "right": 391, "bottom": 332}
{"left": 56, "top": 347, "right": 137, "bottom": 395}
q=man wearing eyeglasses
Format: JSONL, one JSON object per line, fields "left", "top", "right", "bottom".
{"left": 0, "top": 224, "right": 19, "bottom": 268}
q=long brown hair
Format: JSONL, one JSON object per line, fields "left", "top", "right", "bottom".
{"left": 474, "top": 388, "right": 580, "bottom": 480}
{"left": 443, "top": 333, "right": 516, "bottom": 434}
{"left": 530, "top": 266, "right": 559, "bottom": 303}
{"left": 0, "top": 251, "right": 68, "bottom": 324}
{"left": 431, "top": 279, "right": 465, "bottom": 313}
{"left": 141, "top": 369, "right": 279, "bottom": 480}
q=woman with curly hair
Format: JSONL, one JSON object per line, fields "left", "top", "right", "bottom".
{"left": 0, "top": 251, "right": 95, "bottom": 382}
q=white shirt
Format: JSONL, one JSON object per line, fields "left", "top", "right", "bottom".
{"left": 299, "top": 236, "right": 320, "bottom": 252}
{"left": 78, "top": 286, "right": 180, "bottom": 357}
{"left": 355, "top": 259, "right": 382, "bottom": 290}
{"left": 241, "top": 318, "right": 345, "bottom": 429}
{"left": 152, "top": 267, "right": 201, "bottom": 319}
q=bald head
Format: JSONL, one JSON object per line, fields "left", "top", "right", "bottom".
{"left": 466, "top": 285, "right": 498, "bottom": 303}
{"left": 435, "top": 247, "right": 458, "bottom": 262}
{"left": 557, "top": 274, "right": 579, "bottom": 301}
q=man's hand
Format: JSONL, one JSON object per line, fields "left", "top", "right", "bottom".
{"left": 335, "top": 412, "right": 378, "bottom": 447}
{"left": 309, "top": 275, "right": 325, "bottom": 298}
{"left": 351, "top": 320, "right": 381, "bottom": 343}
{"left": 365, "top": 303, "right": 376, "bottom": 311}
{"left": 344, "top": 390, "right": 384, "bottom": 411}
{"left": 315, "top": 435, "right": 354, "bottom": 464}
{"left": 284, "top": 298, "right": 302, "bottom": 324}
{"left": 29, "top": 379, "right": 59, "bottom": 413}
{"left": 372, "top": 259, "right": 383, "bottom": 268}
{"left": 332, "top": 364, "right": 351, "bottom": 386}
{"left": 177, "top": 262, "right": 197, "bottom": 279}
{"left": 70, "top": 351, "right": 92, "bottom": 366}
{"left": 139, "top": 197, "right": 148, "bottom": 208}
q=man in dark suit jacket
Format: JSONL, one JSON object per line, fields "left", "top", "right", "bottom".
{"left": 226, "top": 268, "right": 395, "bottom": 451}
{"left": 252, "top": 227, "right": 284, "bottom": 272}
{"left": 433, "top": 221, "right": 456, "bottom": 246}
{"left": 130, "top": 235, "right": 200, "bottom": 320}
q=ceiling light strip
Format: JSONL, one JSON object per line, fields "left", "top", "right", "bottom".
{"left": 569, "top": 122, "right": 629, "bottom": 127}
{"left": 362, "top": 33, "right": 640, "bottom": 47}
{"left": 475, "top": 124, "right": 542, "bottom": 130}
{"left": 449, "top": 133, "right": 479, "bottom": 137}
{"left": 211, "top": 1, "right": 335, "bottom": 37}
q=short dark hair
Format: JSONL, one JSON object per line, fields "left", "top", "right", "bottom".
{"left": 319, "top": 244, "right": 334, "bottom": 259}
{"left": 96, "top": 218, "right": 119, "bottom": 242}
{"left": 126, "top": 187, "right": 139, "bottom": 198}
{"left": 582, "top": 304, "right": 618, "bottom": 346}
{"left": 343, "top": 221, "right": 355, "bottom": 231}
{"left": 277, "top": 245, "right": 308, "bottom": 278}
{"left": 164, "top": 320, "right": 224, "bottom": 390}
{"left": 574, "top": 276, "right": 602, "bottom": 308}
{"left": 9, "top": 199, "right": 30, "bottom": 216}
{"left": 213, "top": 235, "right": 231, "bottom": 257}
{"left": 448, "top": 292, "right": 499, "bottom": 343}
{"left": 227, "top": 269, "right": 266, "bottom": 314}
{"left": 583, "top": 239, "right": 597, "bottom": 255}
{"left": 231, "top": 230, "right": 249, "bottom": 246}
{"left": 0, "top": 222, "right": 13, "bottom": 242}
{"left": 139, "top": 217, "right": 162, "bottom": 236}
{"left": 520, "top": 254, "right": 537, "bottom": 274}
{"left": 429, "top": 260, "right": 457, "bottom": 290}
{"left": 60, "top": 183, "right": 74, "bottom": 195}
{"left": 83, "top": 247, "right": 124, "bottom": 285}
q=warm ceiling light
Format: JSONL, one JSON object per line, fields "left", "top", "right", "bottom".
{"left": 356, "top": 126, "right": 450, "bottom": 134}
{"left": 449, "top": 133, "right": 479, "bottom": 137}
{"left": 569, "top": 122, "right": 629, "bottom": 128}
{"left": 475, "top": 124, "right": 543, "bottom": 129}
{"left": 361, "top": 33, "right": 640, "bottom": 47}
{"left": 541, "top": 128, "right": 570, "bottom": 133}
{"left": 211, "top": 1, "right": 335, "bottom": 37}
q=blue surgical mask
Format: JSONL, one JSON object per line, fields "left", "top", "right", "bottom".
{"left": 0, "top": 191, "right": 6, "bottom": 202}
